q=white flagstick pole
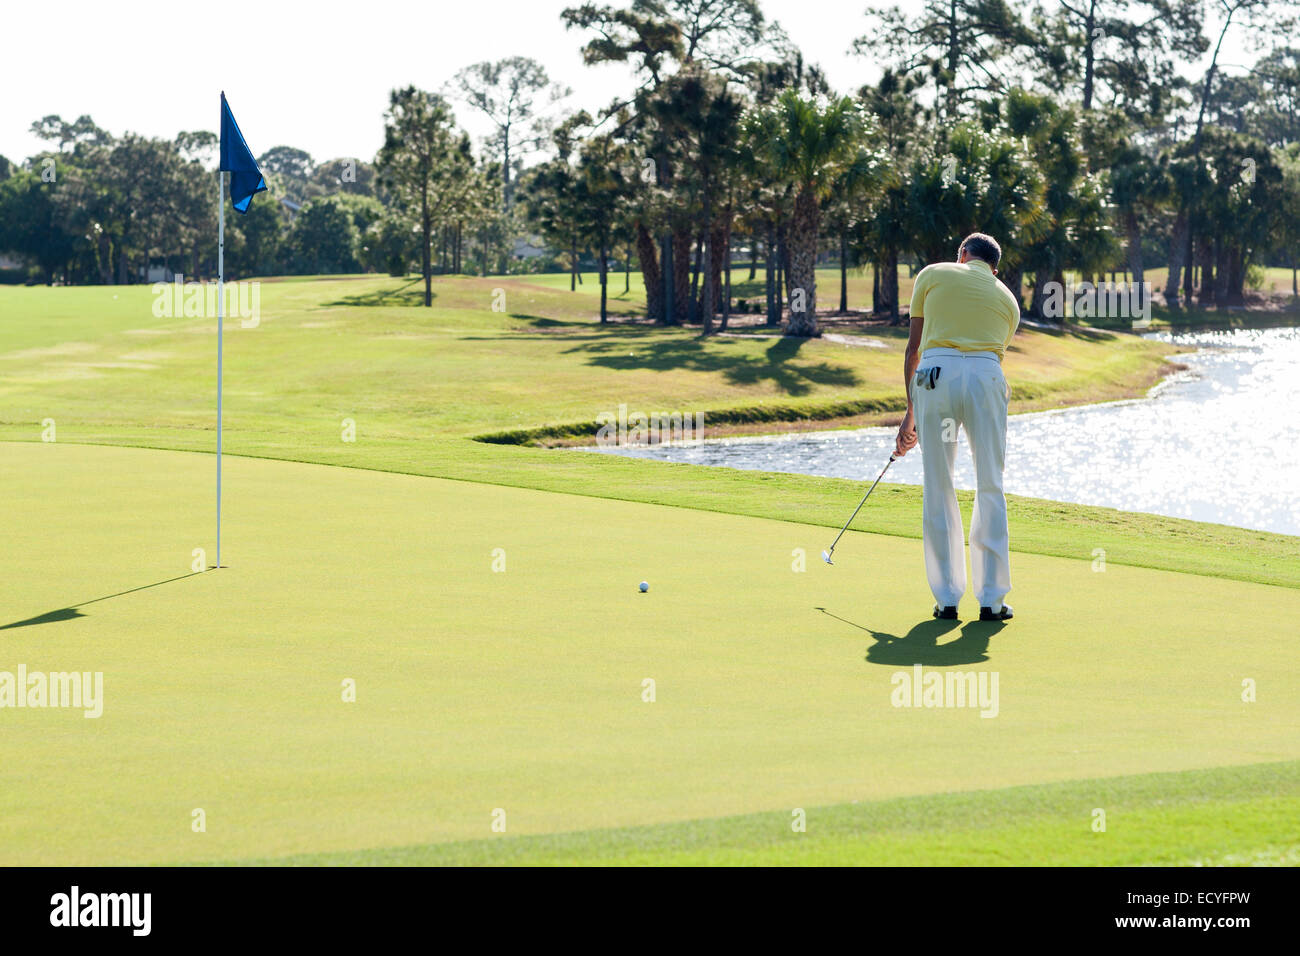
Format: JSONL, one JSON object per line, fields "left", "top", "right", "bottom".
{"left": 216, "top": 164, "right": 224, "bottom": 570}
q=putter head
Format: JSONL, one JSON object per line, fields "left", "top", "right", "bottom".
{"left": 821, "top": 549, "right": 834, "bottom": 565}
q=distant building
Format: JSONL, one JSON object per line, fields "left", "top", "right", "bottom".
{"left": 511, "top": 237, "right": 547, "bottom": 259}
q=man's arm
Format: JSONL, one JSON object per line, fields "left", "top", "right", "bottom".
{"left": 903, "top": 314, "right": 923, "bottom": 396}
{"left": 894, "top": 315, "right": 924, "bottom": 457}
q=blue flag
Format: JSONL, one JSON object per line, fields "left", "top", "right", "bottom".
{"left": 219, "top": 92, "right": 267, "bottom": 214}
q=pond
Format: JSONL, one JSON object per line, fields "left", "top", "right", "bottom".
{"left": 583, "top": 327, "right": 1300, "bottom": 536}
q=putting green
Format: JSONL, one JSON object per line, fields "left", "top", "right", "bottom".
{"left": 1, "top": 441, "right": 1297, "bottom": 865}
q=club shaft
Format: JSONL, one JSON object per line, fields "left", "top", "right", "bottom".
{"left": 828, "top": 456, "right": 896, "bottom": 551}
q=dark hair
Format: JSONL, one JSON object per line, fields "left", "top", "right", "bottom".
{"left": 959, "top": 233, "right": 1001, "bottom": 268}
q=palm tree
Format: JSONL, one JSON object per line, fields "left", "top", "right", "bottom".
{"left": 904, "top": 123, "right": 1051, "bottom": 314}
{"left": 745, "top": 91, "right": 868, "bottom": 336}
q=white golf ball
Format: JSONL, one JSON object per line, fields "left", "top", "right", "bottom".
{"left": 639, "top": 581, "right": 649, "bottom": 592}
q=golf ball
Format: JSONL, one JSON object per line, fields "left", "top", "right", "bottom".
{"left": 639, "top": 581, "right": 649, "bottom": 592}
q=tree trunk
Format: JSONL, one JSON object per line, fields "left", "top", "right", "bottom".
{"left": 709, "top": 223, "right": 725, "bottom": 313}
{"left": 637, "top": 222, "right": 663, "bottom": 321}
{"left": 1164, "top": 208, "right": 1187, "bottom": 308}
{"left": 786, "top": 186, "right": 820, "bottom": 336}
{"left": 1225, "top": 245, "right": 1245, "bottom": 306}
{"left": 749, "top": 239, "right": 757, "bottom": 281}
{"left": 421, "top": 202, "right": 433, "bottom": 307}
{"left": 872, "top": 260, "right": 880, "bottom": 313}
{"left": 700, "top": 225, "right": 714, "bottom": 335}
{"left": 570, "top": 235, "right": 577, "bottom": 291}
{"left": 775, "top": 248, "right": 784, "bottom": 314}
{"left": 672, "top": 227, "right": 692, "bottom": 323}
{"left": 661, "top": 233, "right": 676, "bottom": 325}
{"left": 878, "top": 249, "right": 900, "bottom": 322}
{"left": 1213, "top": 238, "right": 1230, "bottom": 305}
{"left": 722, "top": 214, "right": 732, "bottom": 331}
{"left": 777, "top": 226, "right": 790, "bottom": 319}
{"left": 1029, "top": 269, "right": 1051, "bottom": 319}
{"left": 886, "top": 248, "right": 900, "bottom": 323}
{"left": 945, "top": 0, "right": 959, "bottom": 121}
{"left": 599, "top": 240, "right": 608, "bottom": 323}
{"left": 839, "top": 231, "right": 848, "bottom": 313}
{"left": 1198, "top": 238, "right": 1216, "bottom": 305}
{"left": 502, "top": 132, "right": 512, "bottom": 213}
{"left": 689, "top": 230, "right": 703, "bottom": 324}
{"left": 1082, "top": 3, "right": 1097, "bottom": 110}
{"left": 98, "top": 234, "right": 113, "bottom": 285}
{"left": 764, "top": 225, "right": 777, "bottom": 326}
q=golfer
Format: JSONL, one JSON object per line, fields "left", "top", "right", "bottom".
{"left": 893, "top": 233, "right": 1020, "bottom": 622}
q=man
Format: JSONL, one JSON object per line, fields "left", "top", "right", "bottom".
{"left": 893, "top": 233, "right": 1020, "bottom": 622}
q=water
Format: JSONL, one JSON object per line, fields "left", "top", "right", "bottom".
{"left": 583, "top": 327, "right": 1300, "bottom": 536}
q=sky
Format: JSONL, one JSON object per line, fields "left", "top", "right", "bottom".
{"left": 0, "top": 0, "right": 1258, "bottom": 168}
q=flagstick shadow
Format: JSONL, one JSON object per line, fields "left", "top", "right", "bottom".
{"left": 814, "top": 606, "right": 1004, "bottom": 666}
{"left": 0, "top": 573, "right": 203, "bottom": 631}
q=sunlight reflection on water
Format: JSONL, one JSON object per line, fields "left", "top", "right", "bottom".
{"left": 583, "top": 327, "right": 1300, "bottom": 535}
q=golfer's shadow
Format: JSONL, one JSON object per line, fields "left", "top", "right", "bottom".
{"left": 815, "top": 607, "right": 1004, "bottom": 666}
{"left": 0, "top": 573, "right": 200, "bottom": 631}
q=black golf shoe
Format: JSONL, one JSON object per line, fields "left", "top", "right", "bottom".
{"left": 933, "top": 605, "right": 958, "bottom": 620}
{"left": 979, "top": 604, "right": 1014, "bottom": 621}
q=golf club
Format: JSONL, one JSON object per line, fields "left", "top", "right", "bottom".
{"left": 821, "top": 453, "right": 898, "bottom": 565}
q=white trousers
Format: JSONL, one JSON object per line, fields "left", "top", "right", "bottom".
{"left": 912, "top": 347, "right": 1011, "bottom": 610}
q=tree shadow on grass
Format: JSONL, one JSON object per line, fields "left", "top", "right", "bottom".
{"left": 324, "top": 278, "right": 429, "bottom": 308}
{"left": 815, "top": 607, "right": 1005, "bottom": 666}
{"left": 0, "top": 573, "right": 202, "bottom": 631}
{"left": 563, "top": 334, "right": 860, "bottom": 396}
{"left": 1012, "top": 321, "right": 1117, "bottom": 344}
{"left": 507, "top": 314, "right": 585, "bottom": 328}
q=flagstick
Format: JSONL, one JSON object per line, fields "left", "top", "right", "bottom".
{"left": 216, "top": 167, "right": 224, "bottom": 570}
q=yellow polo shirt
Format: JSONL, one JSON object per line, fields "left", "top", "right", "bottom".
{"left": 909, "top": 260, "right": 1021, "bottom": 359}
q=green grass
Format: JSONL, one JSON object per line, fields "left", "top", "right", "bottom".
{"left": 229, "top": 761, "right": 1300, "bottom": 866}
{"left": 2, "top": 442, "right": 1297, "bottom": 866}
{"left": 3, "top": 274, "right": 1246, "bottom": 593}
{"left": 2, "top": 274, "right": 1297, "bottom": 867}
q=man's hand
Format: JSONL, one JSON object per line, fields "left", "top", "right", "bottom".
{"left": 894, "top": 408, "right": 917, "bottom": 457}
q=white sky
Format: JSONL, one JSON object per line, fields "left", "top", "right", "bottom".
{"left": 0, "top": 0, "right": 1257, "bottom": 168}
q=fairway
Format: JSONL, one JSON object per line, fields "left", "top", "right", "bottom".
{"left": 3, "top": 441, "right": 1296, "bottom": 866}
